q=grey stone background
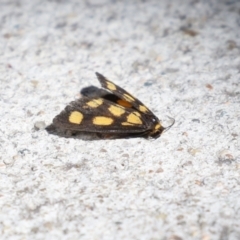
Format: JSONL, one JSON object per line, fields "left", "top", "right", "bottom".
{"left": 0, "top": 0, "right": 240, "bottom": 239}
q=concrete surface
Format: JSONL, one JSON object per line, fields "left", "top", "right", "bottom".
{"left": 0, "top": 0, "right": 240, "bottom": 239}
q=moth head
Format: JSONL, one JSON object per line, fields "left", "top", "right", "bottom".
{"left": 149, "top": 123, "right": 165, "bottom": 138}
{"left": 150, "top": 117, "right": 175, "bottom": 139}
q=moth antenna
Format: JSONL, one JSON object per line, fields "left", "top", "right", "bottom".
{"left": 163, "top": 116, "right": 175, "bottom": 132}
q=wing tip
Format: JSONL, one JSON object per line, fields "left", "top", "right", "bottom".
{"left": 95, "top": 72, "right": 107, "bottom": 86}
{"left": 95, "top": 72, "right": 103, "bottom": 78}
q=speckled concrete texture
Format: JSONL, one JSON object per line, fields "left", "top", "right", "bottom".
{"left": 1, "top": 0, "right": 240, "bottom": 239}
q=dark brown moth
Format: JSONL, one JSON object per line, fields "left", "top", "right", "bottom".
{"left": 51, "top": 72, "right": 173, "bottom": 139}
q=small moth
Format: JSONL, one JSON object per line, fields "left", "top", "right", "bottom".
{"left": 51, "top": 72, "right": 173, "bottom": 139}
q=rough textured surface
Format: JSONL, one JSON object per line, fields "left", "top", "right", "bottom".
{"left": 1, "top": 0, "right": 240, "bottom": 239}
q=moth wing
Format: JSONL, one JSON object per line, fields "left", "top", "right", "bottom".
{"left": 96, "top": 72, "right": 154, "bottom": 116}
{"left": 53, "top": 96, "right": 150, "bottom": 133}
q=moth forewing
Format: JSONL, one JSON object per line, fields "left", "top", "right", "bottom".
{"left": 52, "top": 96, "right": 150, "bottom": 134}
{"left": 95, "top": 72, "right": 154, "bottom": 115}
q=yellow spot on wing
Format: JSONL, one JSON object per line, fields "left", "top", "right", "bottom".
{"left": 69, "top": 111, "right": 83, "bottom": 124}
{"left": 123, "top": 94, "right": 135, "bottom": 102}
{"left": 106, "top": 81, "right": 116, "bottom": 91}
{"left": 108, "top": 105, "right": 125, "bottom": 116}
{"left": 154, "top": 123, "right": 161, "bottom": 130}
{"left": 86, "top": 98, "right": 103, "bottom": 108}
{"left": 133, "top": 111, "right": 141, "bottom": 117}
{"left": 93, "top": 116, "right": 113, "bottom": 125}
{"left": 139, "top": 105, "right": 148, "bottom": 113}
{"left": 126, "top": 112, "right": 142, "bottom": 124}
{"left": 117, "top": 99, "right": 132, "bottom": 108}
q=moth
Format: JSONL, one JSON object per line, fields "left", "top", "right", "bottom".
{"left": 51, "top": 72, "right": 173, "bottom": 139}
